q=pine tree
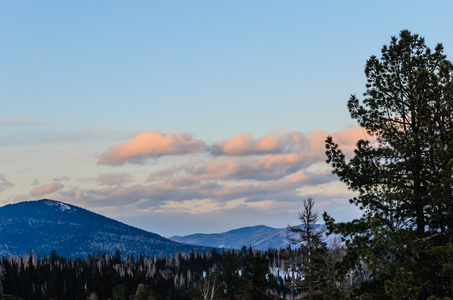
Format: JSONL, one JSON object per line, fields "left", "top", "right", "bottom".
{"left": 0, "top": 264, "right": 5, "bottom": 297}
{"left": 219, "top": 252, "right": 243, "bottom": 300}
{"left": 243, "top": 256, "right": 273, "bottom": 300}
{"left": 287, "top": 198, "right": 326, "bottom": 299}
{"left": 324, "top": 30, "right": 453, "bottom": 298}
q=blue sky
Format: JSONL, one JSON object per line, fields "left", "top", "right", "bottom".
{"left": 1, "top": 1, "right": 453, "bottom": 236}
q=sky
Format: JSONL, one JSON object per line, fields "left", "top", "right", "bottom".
{"left": 1, "top": 1, "right": 453, "bottom": 237}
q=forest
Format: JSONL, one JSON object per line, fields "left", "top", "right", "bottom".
{"left": 0, "top": 243, "right": 347, "bottom": 300}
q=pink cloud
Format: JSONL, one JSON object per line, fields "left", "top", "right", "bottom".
{"left": 212, "top": 133, "right": 282, "bottom": 155}
{"left": 54, "top": 126, "right": 367, "bottom": 213}
{"left": 143, "top": 128, "right": 355, "bottom": 184}
{"left": 31, "top": 183, "right": 65, "bottom": 197}
{"left": 98, "top": 131, "right": 206, "bottom": 166}
{"left": 192, "top": 158, "right": 239, "bottom": 180}
{"left": 212, "top": 131, "right": 313, "bottom": 156}
{"left": 254, "top": 153, "right": 305, "bottom": 169}
{"left": 191, "top": 151, "right": 319, "bottom": 181}
{"left": 309, "top": 125, "right": 367, "bottom": 157}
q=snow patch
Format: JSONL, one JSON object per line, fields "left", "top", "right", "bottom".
{"left": 57, "top": 202, "right": 71, "bottom": 211}
{"left": 44, "top": 200, "right": 71, "bottom": 211}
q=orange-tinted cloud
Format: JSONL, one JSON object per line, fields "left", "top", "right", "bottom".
{"left": 54, "top": 126, "right": 367, "bottom": 213}
{"left": 142, "top": 127, "right": 363, "bottom": 184}
{"left": 309, "top": 124, "right": 368, "bottom": 157}
{"left": 191, "top": 153, "right": 315, "bottom": 181}
{"left": 31, "top": 183, "right": 65, "bottom": 197}
{"left": 98, "top": 131, "right": 206, "bottom": 166}
{"left": 212, "top": 133, "right": 282, "bottom": 155}
{"left": 212, "top": 131, "right": 314, "bottom": 156}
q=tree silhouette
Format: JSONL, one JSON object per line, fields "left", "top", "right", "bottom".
{"left": 0, "top": 264, "right": 5, "bottom": 297}
{"left": 324, "top": 30, "right": 453, "bottom": 298}
{"left": 288, "top": 198, "right": 326, "bottom": 299}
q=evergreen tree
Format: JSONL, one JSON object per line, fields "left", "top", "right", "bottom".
{"left": 219, "top": 252, "right": 243, "bottom": 300}
{"left": 324, "top": 30, "right": 453, "bottom": 298}
{"left": 112, "top": 284, "right": 126, "bottom": 300}
{"left": 243, "top": 257, "right": 273, "bottom": 300}
{"left": 0, "top": 248, "right": 294, "bottom": 299}
{"left": 134, "top": 283, "right": 162, "bottom": 300}
{"left": 0, "top": 264, "right": 5, "bottom": 297}
{"left": 318, "top": 238, "right": 349, "bottom": 299}
{"left": 287, "top": 198, "right": 326, "bottom": 299}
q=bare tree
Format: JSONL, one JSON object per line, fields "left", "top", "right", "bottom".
{"left": 193, "top": 270, "right": 220, "bottom": 300}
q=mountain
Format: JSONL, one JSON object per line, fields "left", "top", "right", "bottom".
{"left": 169, "top": 225, "right": 282, "bottom": 250}
{"left": 169, "top": 225, "right": 339, "bottom": 250}
{"left": 0, "top": 199, "right": 213, "bottom": 258}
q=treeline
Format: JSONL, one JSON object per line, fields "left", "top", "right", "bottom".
{"left": 0, "top": 246, "right": 342, "bottom": 300}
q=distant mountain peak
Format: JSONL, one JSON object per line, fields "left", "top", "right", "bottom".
{"left": 169, "top": 224, "right": 340, "bottom": 250}
{"left": 0, "top": 199, "right": 213, "bottom": 258}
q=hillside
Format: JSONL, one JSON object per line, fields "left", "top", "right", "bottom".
{"left": 0, "top": 199, "right": 212, "bottom": 257}
{"left": 169, "top": 225, "right": 283, "bottom": 250}
{"left": 169, "top": 224, "right": 339, "bottom": 250}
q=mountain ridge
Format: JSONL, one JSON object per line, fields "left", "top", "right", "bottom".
{"left": 0, "top": 199, "right": 213, "bottom": 257}
{"left": 169, "top": 224, "right": 338, "bottom": 250}
{"left": 169, "top": 225, "right": 282, "bottom": 249}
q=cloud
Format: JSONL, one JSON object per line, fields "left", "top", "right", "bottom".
{"left": 58, "top": 183, "right": 205, "bottom": 210}
{"left": 0, "top": 116, "right": 109, "bottom": 148}
{"left": 0, "top": 175, "right": 14, "bottom": 192}
{"left": 190, "top": 154, "right": 314, "bottom": 181}
{"left": 98, "top": 126, "right": 363, "bottom": 168}
{"left": 284, "top": 170, "right": 337, "bottom": 187}
{"left": 212, "top": 133, "right": 283, "bottom": 155}
{"left": 118, "top": 190, "right": 362, "bottom": 237}
{"left": 0, "top": 115, "right": 52, "bottom": 127}
{"left": 42, "top": 168, "right": 350, "bottom": 235}
{"left": 309, "top": 125, "right": 368, "bottom": 157}
{"left": 96, "top": 172, "right": 133, "bottom": 186}
{"left": 98, "top": 131, "right": 206, "bottom": 166}
{"left": 54, "top": 176, "right": 69, "bottom": 182}
{"left": 30, "top": 183, "right": 65, "bottom": 197}
{"left": 211, "top": 131, "right": 314, "bottom": 156}
{"left": 48, "top": 126, "right": 364, "bottom": 223}
{"left": 142, "top": 126, "right": 365, "bottom": 191}
{"left": 146, "top": 166, "right": 190, "bottom": 183}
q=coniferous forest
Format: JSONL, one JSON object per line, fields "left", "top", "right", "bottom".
{"left": 0, "top": 245, "right": 346, "bottom": 300}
